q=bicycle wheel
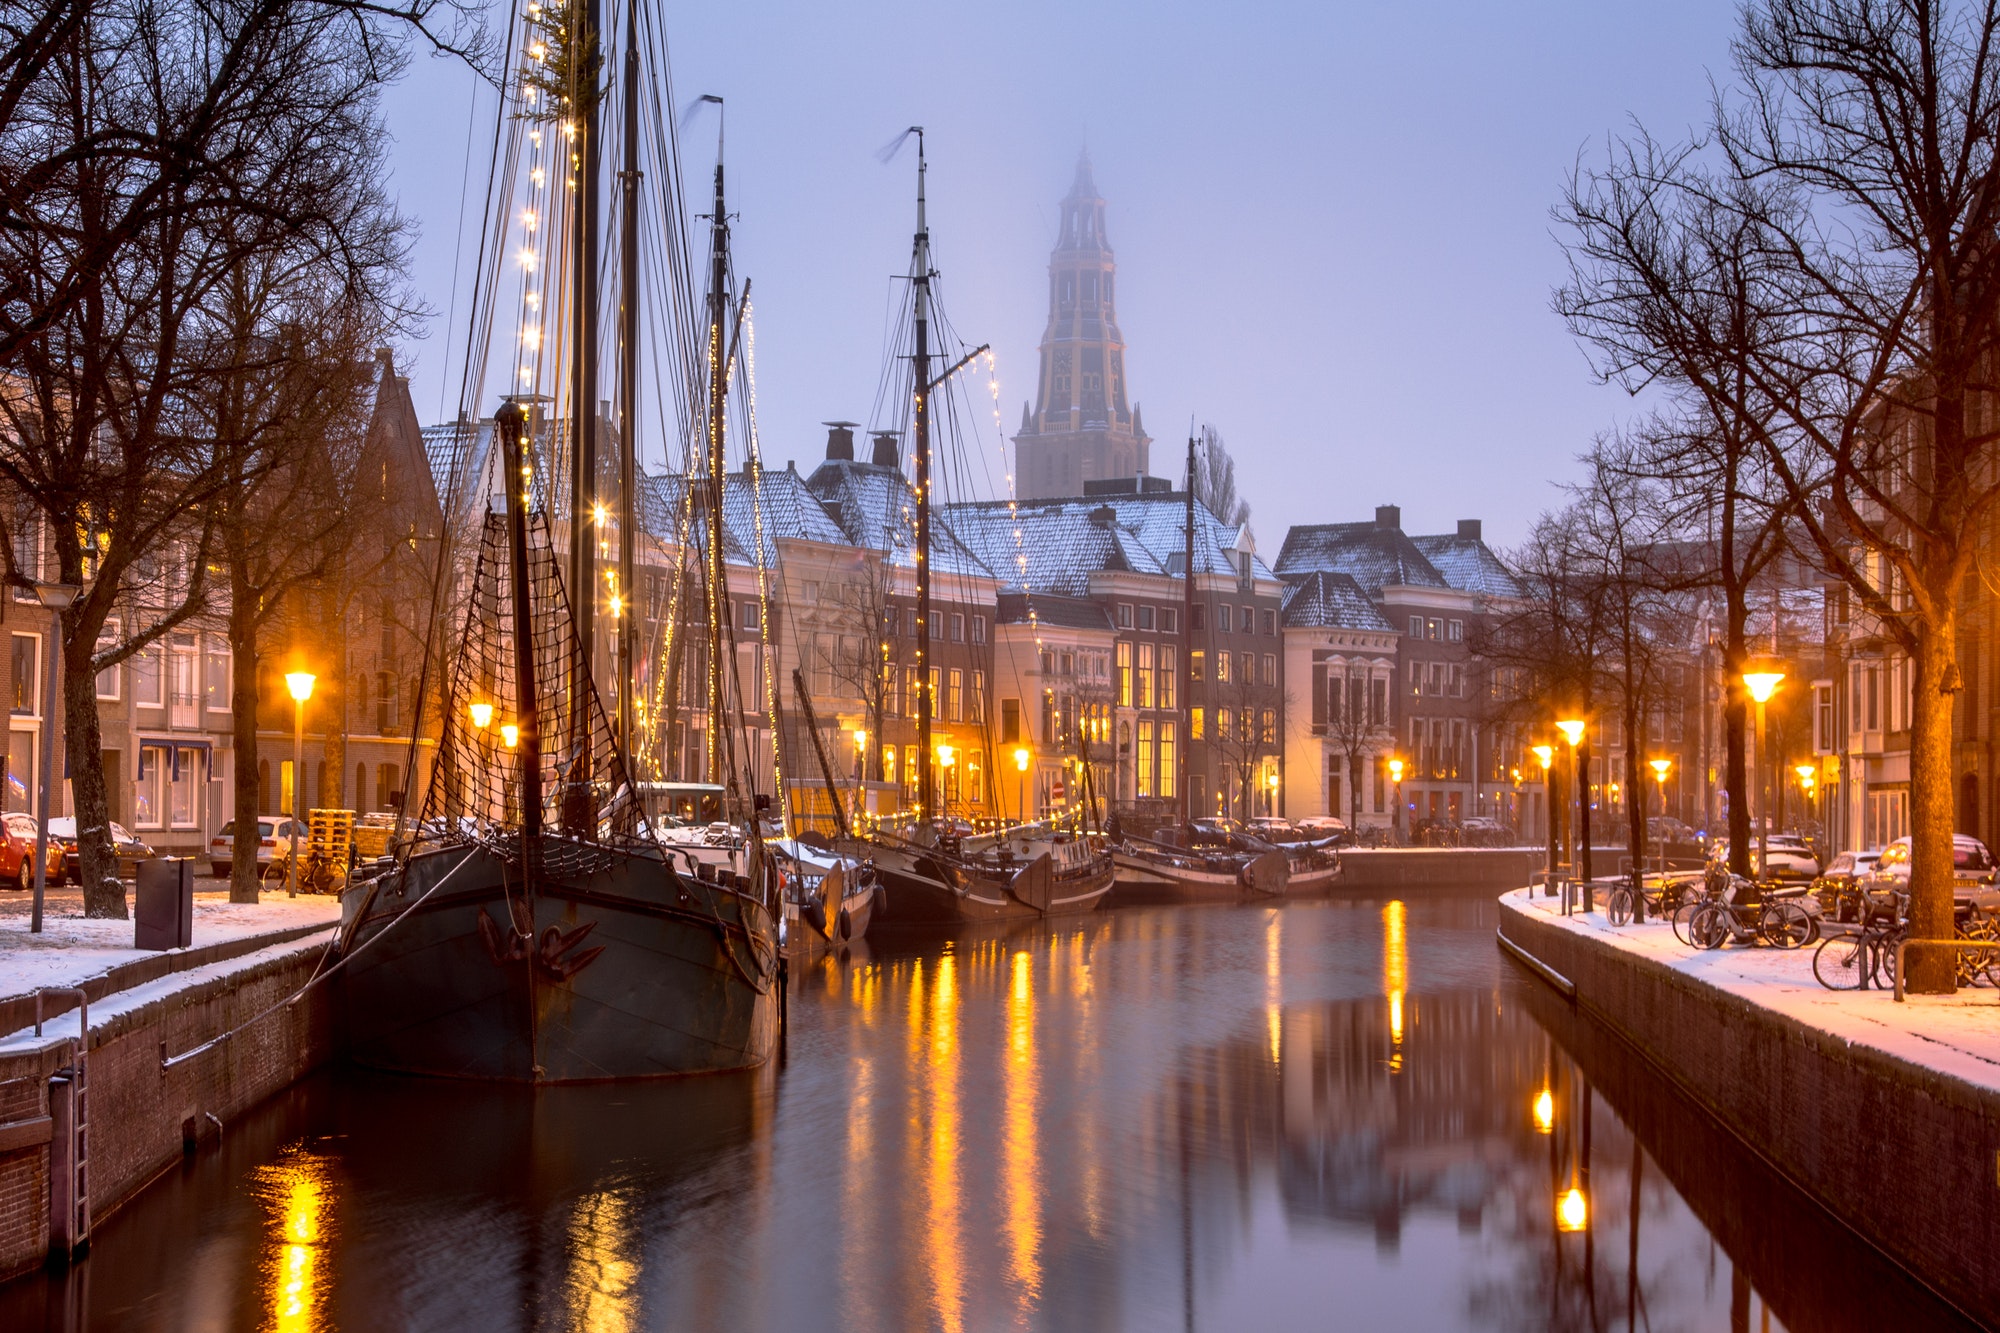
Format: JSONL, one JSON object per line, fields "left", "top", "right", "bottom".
{"left": 1606, "top": 888, "right": 1634, "bottom": 927}
{"left": 1760, "top": 901, "right": 1813, "bottom": 950}
{"left": 1690, "top": 903, "right": 1732, "bottom": 950}
{"left": 1671, "top": 901, "right": 1705, "bottom": 947}
{"left": 1814, "top": 933, "right": 1868, "bottom": 989}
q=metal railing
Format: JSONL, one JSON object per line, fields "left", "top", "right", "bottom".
{"left": 1891, "top": 938, "right": 2000, "bottom": 1002}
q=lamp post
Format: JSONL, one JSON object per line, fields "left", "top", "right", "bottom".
{"left": 284, "top": 671, "right": 316, "bottom": 898}
{"left": 1013, "top": 746, "right": 1030, "bottom": 825}
{"left": 1533, "top": 743, "right": 1556, "bottom": 892}
{"left": 1795, "top": 761, "right": 1817, "bottom": 831}
{"left": 29, "top": 582, "right": 79, "bottom": 934}
{"left": 1266, "top": 767, "right": 1279, "bottom": 819}
{"left": 1649, "top": 758, "right": 1673, "bottom": 883}
{"left": 1742, "top": 668, "right": 1784, "bottom": 882}
{"left": 1388, "top": 756, "right": 1406, "bottom": 845}
{"left": 1556, "top": 717, "right": 1588, "bottom": 904}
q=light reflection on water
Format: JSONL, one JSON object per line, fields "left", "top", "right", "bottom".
{"left": 2, "top": 892, "right": 1975, "bottom": 1331}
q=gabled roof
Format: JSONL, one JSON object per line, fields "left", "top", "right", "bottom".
{"left": 1275, "top": 522, "right": 1448, "bottom": 595}
{"left": 804, "top": 458, "right": 992, "bottom": 582}
{"left": 1280, "top": 571, "right": 1397, "bottom": 632}
{"left": 1408, "top": 533, "right": 1525, "bottom": 600}
{"left": 996, "top": 591, "right": 1113, "bottom": 631}
{"left": 945, "top": 492, "right": 1273, "bottom": 594}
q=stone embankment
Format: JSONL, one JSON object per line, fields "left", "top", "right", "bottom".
{"left": 0, "top": 897, "right": 339, "bottom": 1280}
{"left": 1498, "top": 887, "right": 2000, "bottom": 1328}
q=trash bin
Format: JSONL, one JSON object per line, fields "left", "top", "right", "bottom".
{"left": 134, "top": 857, "right": 194, "bottom": 950}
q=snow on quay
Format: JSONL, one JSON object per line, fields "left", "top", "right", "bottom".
{"left": 1501, "top": 886, "right": 2000, "bottom": 1099}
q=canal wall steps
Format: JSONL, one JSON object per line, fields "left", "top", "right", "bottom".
{"left": 0, "top": 926, "right": 337, "bottom": 1281}
{"left": 1498, "top": 888, "right": 2000, "bottom": 1328}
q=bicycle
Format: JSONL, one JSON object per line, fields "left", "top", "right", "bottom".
{"left": 1686, "top": 880, "right": 1818, "bottom": 950}
{"left": 1606, "top": 876, "right": 1698, "bottom": 927}
{"left": 261, "top": 845, "right": 344, "bottom": 895}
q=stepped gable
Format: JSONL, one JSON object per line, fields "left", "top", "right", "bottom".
{"left": 1280, "top": 570, "right": 1396, "bottom": 631}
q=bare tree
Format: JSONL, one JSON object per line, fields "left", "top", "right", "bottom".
{"left": 1193, "top": 424, "right": 1251, "bottom": 530}
{"left": 1320, "top": 670, "right": 1391, "bottom": 830}
{"left": 0, "top": 0, "right": 418, "bottom": 914}
{"left": 1556, "top": 0, "right": 2000, "bottom": 990}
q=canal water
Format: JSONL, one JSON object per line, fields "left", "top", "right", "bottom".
{"left": 2, "top": 888, "right": 1973, "bottom": 1331}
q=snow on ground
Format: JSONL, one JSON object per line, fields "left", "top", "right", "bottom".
{"left": 0, "top": 886, "right": 338, "bottom": 1002}
{"left": 1504, "top": 887, "right": 2000, "bottom": 1098}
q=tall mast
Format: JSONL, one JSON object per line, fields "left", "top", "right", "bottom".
{"left": 497, "top": 402, "right": 543, "bottom": 873}
{"left": 569, "top": 0, "right": 602, "bottom": 708}
{"left": 615, "top": 0, "right": 639, "bottom": 757}
{"left": 910, "top": 132, "right": 935, "bottom": 824}
{"left": 703, "top": 138, "right": 730, "bottom": 793}
{"left": 1180, "top": 431, "right": 1195, "bottom": 829}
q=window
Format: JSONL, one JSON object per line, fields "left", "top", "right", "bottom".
{"left": 1189, "top": 650, "right": 1206, "bottom": 682}
{"left": 972, "top": 615, "right": 987, "bottom": 644}
{"left": 1426, "top": 618, "right": 1442, "bottom": 641}
{"left": 928, "top": 610, "right": 942, "bottom": 638}
{"left": 1263, "top": 609, "right": 1277, "bottom": 636}
{"left": 1241, "top": 606, "right": 1255, "bottom": 635}
{"left": 1261, "top": 709, "right": 1277, "bottom": 746}
{"left": 1116, "top": 642, "right": 1132, "bottom": 706}
{"left": 135, "top": 742, "right": 167, "bottom": 827}
{"left": 1410, "top": 660, "right": 1422, "bottom": 695}
{"left": 1371, "top": 678, "right": 1387, "bottom": 725}
{"left": 1216, "top": 652, "right": 1231, "bottom": 684}
{"left": 1217, "top": 707, "right": 1232, "bottom": 742}
{"left": 971, "top": 671, "right": 985, "bottom": 723}
{"left": 129, "top": 646, "right": 160, "bottom": 707}
{"left": 1116, "top": 603, "right": 1133, "bottom": 629}
{"left": 1158, "top": 723, "right": 1176, "bottom": 798}
{"left": 950, "top": 613, "right": 964, "bottom": 643}
{"left": 1814, "top": 682, "right": 1835, "bottom": 753}
{"left": 1160, "top": 608, "right": 1178, "bottom": 634}
{"left": 882, "top": 745, "right": 898, "bottom": 788}
{"left": 1137, "top": 643, "right": 1155, "bottom": 709}
{"left": 1137, "top": 719, "right": 1154, "bottom": 797}
{"left": 904, "top": 608, "right": 919, "bottom": 637}
{"left": 1002, "top": 697, "right": 1022, "bottom": 743}
{"left": 1409, "top": 616, "right": 1423, "bottom": 638}
{"left": 1449, "top": 664, "right": 1465, "bottom": 698}
{"left": 9, "top": 635, "right": 37, "bottom": 715}
{"left": 948, "top": 668, "right": 963, "bottom": 722}
{"left": 1239, "top": 653, "right": 1253, "bottom": 685}
{"left": 1447, "top": 619, "right": 1463, "bottom": 642}
{"left": 1218, "top": 605, "right": 1233, "bottom": 633}
{"left": 377, "top": 762, "right": 401, "bottom": 812}
{"left": 171, "top": 748, "right": 199, "bottom": 827}
{"left": 95, "top": 623, "right": 120, "bottom": 701}
{"left": 1261, "top": 654, "right": 1276, "bottom": 687}
{"left": 1138, "top": 605, "right": 1155, "bottom": 630}
{"left": 204, "top": 637, "right": 230, "bottom": 710}
{"left": 376, "top": 672, "right": 398, "bottom": 733}
{"left": 1191, "top": 707, "right": 1205, "bottom": 740}
{"left": 1159, "top": 646, "right": 1177, "bottom": 709}
{"left": 740, "top": 600, "right": 760, "bottom": 632}
{"left": 1190, "top": 604, "right": 1206, "bottom": 632}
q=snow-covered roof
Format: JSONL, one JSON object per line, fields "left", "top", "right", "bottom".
{"left": 1408, "top": 532, "right": 1525, "bottom": 600}
{"left": 1280, "top": 570, "right": 1397, "bottom": 632}
{"left": 1275, "top": 521, "right": 1448, "bottom": 594}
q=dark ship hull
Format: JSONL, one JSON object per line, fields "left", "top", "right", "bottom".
{"left": 863, "top": 841, "right": 1114, "bottom": 924}
{"left": 340, "top": 837, "right": 779, "bottom": 1083}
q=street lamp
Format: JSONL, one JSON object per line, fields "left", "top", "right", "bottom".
{"left": 29, "top": 581, "right": 80, "bottom": 934}
{"left": 1533, "top": 743, "right": 1557, "bottom": 891}
{"left": 1742, "top": 666, "right": 1785, "bottom": 880}
{"left": 1649, "top": 758, "right": 1673, "bottom": 881}
{"left": 284, "top": 671, "right": 316, "bottom": 899}
{"left": 1387, "top": 756, "right": 1406, "bottom": 845}
{"left": 1013, "top": 745, "right": 1031, "bottom": 825}
{"left": 1266, "top": 767, "right": 1279, "bottom": 818}
{"left": 469, "top": 700, "right": 494, "bottom": 730}
{"left": 1796, "top": 761, "right": 1818, "bottom": 828}
{"left": 1556, "top": 716, "right": 1590, "bottom": 898}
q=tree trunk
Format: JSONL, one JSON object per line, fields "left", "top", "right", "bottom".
{"left": 1723, "top": 604, "right": 1752, "bottom": 879}
{"left": 229, "top": 596, "right": 263, "bottom": 905}
{"left": 1906, "top": 613, "right": 1959, "bottom": 994}
{"left": 1626, "top": 695, "right": 1647, "bottom": 908}
{"left": 66, "top": 629, "right": 123, "bottom": 918}
{"left": 1578, "top": 743, "right": 1593, "bottom": 882}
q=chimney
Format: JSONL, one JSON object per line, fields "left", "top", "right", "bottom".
{"left": 871, "top": 432, "right": 901, "bottom": 468}
{"left": 1375, "top": 504, "right": 1401, "bottom": 531}
{"left": 1457, "top": 518, "right": 1482, "bottom": 541}
{"left": 824, "top": 421, "right": 856, "bottom": 461}
{"left": 1088, "top": 504, "right": 1117, "bottom": 528}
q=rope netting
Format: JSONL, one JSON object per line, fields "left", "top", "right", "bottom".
{"left": 418, "top": 510, "right": 651, "bottom": 857}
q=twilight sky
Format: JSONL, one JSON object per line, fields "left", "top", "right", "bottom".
{"left": 379, "top": 0, "right": 1739, "bottom": 553}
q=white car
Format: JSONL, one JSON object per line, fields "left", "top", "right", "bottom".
{"left": 1708, "top": 836, "right": 1822, "bottom": 881}
{"left": 209, "top": 816, "right": 307, "bottom": 879}
{"left": 1864, "top": 834, "right": 1999, "bottom": 894}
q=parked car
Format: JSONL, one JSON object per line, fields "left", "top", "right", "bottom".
{"left": 1459, "top": 816, "right": 1508, "bottom": 846}
{"left": 1813, "top": 849, "right": 1883, "bottom": 922}
{"left": 1863, "top": 835, "right": 1999, "bottom": 895}
{"left": 1296, "top": 815, "right": 1350, "bottom": 845}
{"left": 209, "top": 816, "right": 306, "bottom": 880}
{"left": 1247, "top": 817, "right": 1302, "bottom": 843}
{"left": 1706, "top": 835, "right": 1822, "bottom": 881}
{"left": 0, "top": 813, "right": 64, "bottom": 891}
{"left": 45, "top": 817, "right": 152, "bottom": 883}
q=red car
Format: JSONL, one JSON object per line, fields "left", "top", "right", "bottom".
{"left": 0, "top": 813, "right": 65, "bottom": 892}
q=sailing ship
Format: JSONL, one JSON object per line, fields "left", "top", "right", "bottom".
{"left": 1109, "top": 433, "right": 1340, "bottom": 903}
{"left": 336, "top": 0, "right": 781, "bottom": 1081}
{"left": 836, "top": 133, "right": 1114, "bottom": 922}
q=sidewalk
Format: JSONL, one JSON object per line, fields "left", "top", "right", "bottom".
{"left": 0, "top": 883, "right": 340, "bottom": 1004}
{"left": 1502, "top": 886, "right": 2000, "bottom": 1098}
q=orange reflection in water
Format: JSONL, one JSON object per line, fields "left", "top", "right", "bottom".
{"left": 563, "top": 1191, "right": 637, "bottom": 1333}
{"left": 913, "top": 951, "right": 964, "bottom": 1332}
{"left": 1265, "top": 908, "right": 1284, "bottom": 1063}
{"left": 1383, "top": 900, "right": 1408, "bottom": 1062}
{"left": 1003, "top": 948, "right": 1043, "bottom": 1309}
{"left": 256, "top": 1148, "right": 331, "bottom": 1333}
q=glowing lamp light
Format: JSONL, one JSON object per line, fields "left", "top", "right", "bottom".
{"left": 285, "top": 671, "right": 316, "bottom": 703}
{"left": 1387, "top": 757, "right": 1406, "bottom": 784}
{"left": 1013, "top": 747, "right": 1031, "bottom": 772}
{"left": 501, "top": 724, "right": 520, "bottom": 749}
{"left": 1555, "top": 718, "right": 1586, "bottom": 747}
{"left": 1557, "top": 1187, "right": 1589, "bottom": 1233}
{"left": 936, "top": 743, "right": 956, "bottom": 769}
{"left": 1532, "top": 1087, "right": 1554, "bottom": 1134}
{"left": 592, "top": 503, "right": 608, "bottom": 525}
{"left": 1796, "top": 762, "right": 1818, "bottom": 793}
{"left": 1267, "top": 771, "right": 1279, "bottom": 791}
{"left": 1532, "top": 744, "right": 1555, "bottom": 772}
{"left": 1649, "top": 757, "right": 1672, "bottom": 782}
{"left": 469, "top": 701, "right": 494, "bottom": 730}
{"left": 1742, "top": 670, "right": 1785, "bottom": 704}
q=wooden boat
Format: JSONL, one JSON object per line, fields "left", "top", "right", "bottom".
{"left": 1109, "top": 831, "right": 1289, "bottom": 905}
{"left": 860, "top": 823, "right": 1114, "bottom": 924}
{"left": 773, "top": 837, "right": 881, "bottom": 961}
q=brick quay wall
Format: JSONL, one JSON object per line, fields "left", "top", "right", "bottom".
{"left": 0, "top": 930, "right": 336, "bottom": 1281}
{"left": 1498, "top": 895, "right": 2000, "bottom": 1328}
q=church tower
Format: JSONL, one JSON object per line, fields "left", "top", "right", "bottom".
{"left": 1014, "top": 153, "right": 1149, "bottom": 499}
